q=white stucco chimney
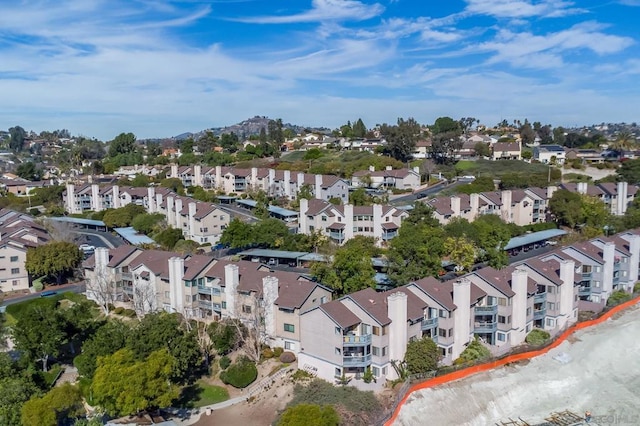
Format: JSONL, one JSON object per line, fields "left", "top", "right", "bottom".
{"left": 284, "top": 170, "right": 292, "bottom": 199}
{"left": 112, "top": 185, "right": 120, "bottom": 209}
{"left": 174, "top": 198, "right": 184, "bottom": 228}
{"left": 558, "top": 259, "right": 576, "bottom": 329}
{"left": 315, "top": 174, "right": 323, "bottom": 200}
{"left": 452, "top": 279, "right": 471, "bottom": 360}
{"left": 262, "top": 276, "right": 279, "bottom": 340}
{"left": 171, "top": 164, "right": 178, "bottom": 178}
{"left": 224, "top": 264, "right": 239, "bottom": 318}
{"left": 147, "top": 186, "right": 156, "bottom": 213}
{"left": 622, "top": 233, "right": 640, "bottom": 286}
{"left": 387, "top": 291, "right": 408, "bottom": 380}
{"left": 169, "top": 256, "right": 185, "bottom": 313}
{"left": 299, "top": 198, "right": 309, "bottom": 234}
{"left": 343, "top": 204, "right": 354, "bottom": 243}
{"left": 470, "top": 193, "right": 479, "bottom": 220}
{"left": 602, "top": 242, "right": 615, "bottom": 298}
{"left": 617, "top": 181, "right": 628, "bottom": 215}
{"left": 166, "top": 196, "right": 175, "bottom": 226}
{"left": 501, "top": 190, "right": 512, "bottom": 223}
{"left": 510, "top": 268, "right": 528, "bottom": 345}
{"left": 188, "top": 202, "right": 197, "bottom": 239}
{"left": 194, "top": 164, "right": 203, "bottom": 187}
{"left": 451, "top": 196, "right": 461, "bottom": 217}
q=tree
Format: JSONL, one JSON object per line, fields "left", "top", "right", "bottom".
{"left": 352, "top": 118, "right": 367, "bottom": 138}
{"left": 87, "top": 259, "right": 117, "bottom": 315}
{"left": 102, "top": 204, "right": 147, "bottom": 228}
{"left": 610, "top": 131, "right": 635, "bottom": 154}
{"left": 380, "top": 117, "right": 421, "bottom": 162}
{"left": 580, "top": 195, "right": 610, "bottom": 229}
{"left": 74, "top": 320, "right": 129, "bottom": 379}
{"left": 430, "top": 116, "right": 463, "bottom": 164}
{"left": 404, "top": 337, "right": 439, "bottom": 374}
{"left": 21, "top": 383, "right": 84, "bottom": 426}
{"left": 220, "top": 219, "right": 253, "bottom": 248}
{"left": 268, "top": 118, "right": 285, "bottom": 152}
{"left": 108, "top": 133, "right": 137, "bottom": 157}
{"left": 617, "top": 158, "right": 640, "bottom": 184}
{"left": 519, "top": 120, "right": 536, "bottom": 146}
{"left": 127, "top": 312, "right": 201, "bottom": 384}
{"left": 8, "top": 126, "right": 26, "bottom": 152}
{"left": 207, "top": 319, "right": 242, "bottom": 355}
{"left": 12, "top": 300, "right": 66, "bottom": 371}
{"left": 549, "top": 189, "right": 583, "bottom": 228}
{"left": 458, "top": 117, "right": 478, "bottom": 135}
{"left": 456, "top": 337, "right": 491, "bottom": 364}
{"left": 16, "top": 162, "right": 43, "bottom": 181}
{"left": 474, "top": 142, "right": 490, "bottom": 158}
{"left": 313, "top": 236, "right": 377, "bottom": 296}
{"left": 92, "top": 348, "right": 178, "bottom": 416}
{"left": 297, "top": 184, "right": 314, "bottom": 200}
{"left": 131, "top": 213, "right": 165, "bottom": 235}
{"left": 0, "top": 373, "right": 39, "bottom": 426}
{"left": 25, "top": 241, "right": 83, "bottom": 285}
{"left": 279, "top": 404, "right": 340, "bottom": 426}
{"left": 387, "top": 224, "right": 446, "bottom": 284}
{"left": 155, "top": 227, "right": 183, "bottom": 250}
{"left": 444, "top": 236, "right": 476, "bottom": 273}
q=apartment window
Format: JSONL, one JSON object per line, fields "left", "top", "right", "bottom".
{"left": 10, "top": 256, "right": 18, "bottom": 262}
{"left": 595, "top": 266, "right": 601, "bottom": 273}
{"left": 12, "top": 280, "right": 19, "bottom": 286}
{"left": 498, "top": 297, "right": 507, "bottom": 306}
{"left": 222, "top": 301, "right": 227, "bottom": 309}
{"left": 321, "top": 216, "right": 327, "bottom": 222}
{"left": 582, "top": 265, "right": 592, "bottom": 274}
{"left": 11, "top": 268, "right": 19, "bottom": 274}
{"left": 498, "top": 315, "right": 506, "bottom": 324}
{"left": 284, "top": 323, "right": 295, "bottom": 333}
{"left": 372, "top": 346, "right": 380, "bottom": 356}
{"left": 382, "top": 346, "right": 388, "bottom": 357}
{"left": 164, "top": 291, "right": 170, "bottom": 299}
{"left": 547, "top": 302, "right": 555, "bottom": 310}
{"left": 372, "top": 366, "right": 380, "bottom": 377}
{"left": 440, "top": 347, "right": 446, "bottom": 357}
{"left": 372, "top": 326, "right": 381, "bottom": 336}
{"left": 242, "top": 305, "right": 252, "bottom": 314}
{"left": 497, "top": 333, "right": 506, "bottom": 342}
{"left": 285, "top": 341, "right": 295, "bottom": 351}
{"left": 335, "top": 327, "right": 341, "bottom": 335}
{"left": 526, "top": 307, "right": 532, "bottom": 316}
{"left": 594, "top": 281, "right": 600, "bottom": 288}
{"left": 335, "top": 347, "right": 341, "bottom": 355}
{"left": 526, "top": 324, "right": 531, "bottom": 332}
{"left": 448, "top": 328, "right": 453, "bottom": 337}
{"left": 335, "top": 368, "right": 341, "bottom": 377}
{"left": 439, "top": 309, "right": 448, "bottom": 318}
{"left": 438, "top": 328, "right": 447, "bottom": 338}
{"left": 546, "top": 318, "right": 555, "bottom": 327}
{"left": 448, "top": 347, "right": 453, "bottom": 355}
{"left": 321, "top": 296, "right": 327, "bottom": 304}
{"left": 382, "top": 367, "right": 387, "bottom": 375}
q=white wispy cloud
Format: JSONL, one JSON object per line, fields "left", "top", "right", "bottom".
{"left": 477, "top": 22, "right": 634, "bottom": 69}
{"left": 618, "top": 0, "right": 640, "bottom": 5}
{"left": 231, "top": 0, "right": 385, "bottom": 24}
{"left": 464, "top": 0, "right": 586, "bottom": 19}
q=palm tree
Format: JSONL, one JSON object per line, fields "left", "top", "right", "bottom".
{"left": 610, "top": 131, "right": 635, "bottom": 156}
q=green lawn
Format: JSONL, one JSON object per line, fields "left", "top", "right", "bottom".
{"left": 454, "top": 160, "right": 476, "bottom": 171}
{"left": 177, "top": 380, "right": 230, "bottom": 408}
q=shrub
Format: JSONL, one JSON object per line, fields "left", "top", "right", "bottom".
{"left": 113, "top": 307, "right": 125, "bottom": 315}
{"left": 634, "top": 282, "right": 640, "bottom": 294}
{"left": 363, "top": 367, "right": 374, "bottom": 384}
{"left": 278, "top": 404, "right": 339, "bottom": 426}
{"left": 280, "top": 351, "right": 296, "bottom": 363}
{"left": 220, "top": 357, "right": 258, "bottom": 388}
{"left": 219, "top": 355, "right": 231, "bottom": 370}
{"left": 122, "top": 309, "right": 137, "bottom": 317}
{"left": 525, "top": 328, "right": 551, "bottom": 346}
{"left": 273, "top": 347, "right": 284, "bottom": 358}
{"left": 607, "top": 289, "right": 632, "bottom": 307}
{"left": 262, "top": 348, "right": 274, "bottom": 359}
{"left": 454, "top": 338, "right": 491, "bottom": 365}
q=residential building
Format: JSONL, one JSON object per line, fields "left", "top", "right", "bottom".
{"left": 351, "top": 166, "right": 421, "bottom": 191}
{"left": 533, "top": 145, "right": 566, "bottom": 164}
{"left": 491, "top": 142, "right": 522, "bottom": 160}
{"left": 299, "top": 199, "right": 408, "bottom": 246}
{"left": 0, "top": 209, "right": 51, "bottom": 292}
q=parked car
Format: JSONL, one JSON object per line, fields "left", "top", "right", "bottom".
{"left": 79, "top": 244, "right": 95, "bottom": 253}
{"left": 40, "top": 290, "right": 58, "bottom": 297}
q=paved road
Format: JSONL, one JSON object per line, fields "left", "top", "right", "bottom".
{"left": 390, "top": 179, "right": 471, "bottom": 205}
{"left": 217, "top": 204, "right": 259, "bottom": 223}
{"left": 71, "top": 229, "right": 123, "bottom": 249}
{"left": 0, "top": 282, "right": 86, "bottom": 309}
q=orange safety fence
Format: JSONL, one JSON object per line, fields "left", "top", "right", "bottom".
{"left": 384, "top": 295, "right": 640, "bottom": 426}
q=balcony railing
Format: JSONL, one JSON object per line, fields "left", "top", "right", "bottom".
{"left": 123, "top": 286, "right": 133, "bottom": 295}
{"left": 582, "top": 272, "right": 592, "bottom": 279}
{"left": 534, "top": 293, "right": 547, "bottom": 303}
{"left": 474, "top": 321, "right": 497, "bottom": 333}
{"left": 421, "top": 317, "right": 438, "bottom": 331}
{"left": 578, "top": 286, "right": 591, "bottom": 296}
{"left": 533, "top": 308, "right": 546, "bottom": 320}
{"left": 474, "top": 304, "right": 498, "bottom": 314}
{"left": 198, "top": 286, "right": 221, "bottom": 295}
{"left": 343, "top": 334, "right": 372, "bottom": 345}
{"left": 121, "top": 272, "right": 132, "bottom": 280}
{"left": 199, "top": 300, "right": 221, "bottom": 310}
{"left": 342, "top": 354, "right": 372, "bottom": 366}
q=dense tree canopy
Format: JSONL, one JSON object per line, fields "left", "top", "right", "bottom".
{"left": 21, "top": 383, "right": 83, "bottom": 426}
{"left": 74, "top": 320, "right": 130, "bottom": 379}
{"left": 108, "top": 132, "right": 137, "bottom": 157}
{"left": 404, "top": 337, "right": 439, "bottom": 374}
{"left": 380, "top": 117, "right": 421, "bottom": 162}
{"left": 25, "top": 241, "right": 83, "bottom": 285}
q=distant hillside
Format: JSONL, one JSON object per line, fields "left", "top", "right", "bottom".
{"left": 175, "top": 116, "right": 331, "bottom": 140}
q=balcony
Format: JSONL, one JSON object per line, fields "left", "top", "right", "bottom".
{"left": 578, "top": 286, "right": 591, "bottom": 296}
{"left": 533, "top": 308, "right": 546, "bottom": 320}
{"left": 342, "top": 354, "right": 372, "bottom": 367}
{"left": 474, "top": 304, "right": 498, "bottom": 314}
{"left": 421, "top": 317, "right": 438, "bottom": 331}
{"left": 474, "top": 321, "right": 497, "bottom": 333}
{"left": 534, "top": 293, "right": 547, "bottom": 303}
{"left": 582, "top": 272, "right": 592, "bottom": 279}
{"left": 343, "top": 334, "right": 372, "bottom": 346}
{"left": 199, "top": 300, "right": 221, "bottom": 310}
{"left": 123, "top": 286, "right": 133, "bottom": 295}
{"left": 121, "top": 272, "right": 132, "bottom": 281}
{"left": 329, "top": 231, "right": 344, "bottom": 240}
{"left": 198, "top": 286, "right": 221, "bottom": 296}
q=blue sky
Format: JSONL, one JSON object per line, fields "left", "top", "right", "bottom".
{"left": 1, "top": 0, "right": 639, "bottom": 140}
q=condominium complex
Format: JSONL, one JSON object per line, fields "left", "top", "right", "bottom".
{"left": 351, "top": 166, "right": 421, "bottom": 190}
{"left": 298, "top": 198, "right": 409, "bottom": 246}
{"left": 0, "top": 209, "right": 51, "bottom": 292}
{"left": 63, "top": 184, "right": 230, "bottom": 245}
{"left": 426, "top": 181, "right": 636, "bottom": 226}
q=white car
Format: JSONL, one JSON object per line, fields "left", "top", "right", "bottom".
{"left": 79, "top": 244, "right": 95, "bottom": 252}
